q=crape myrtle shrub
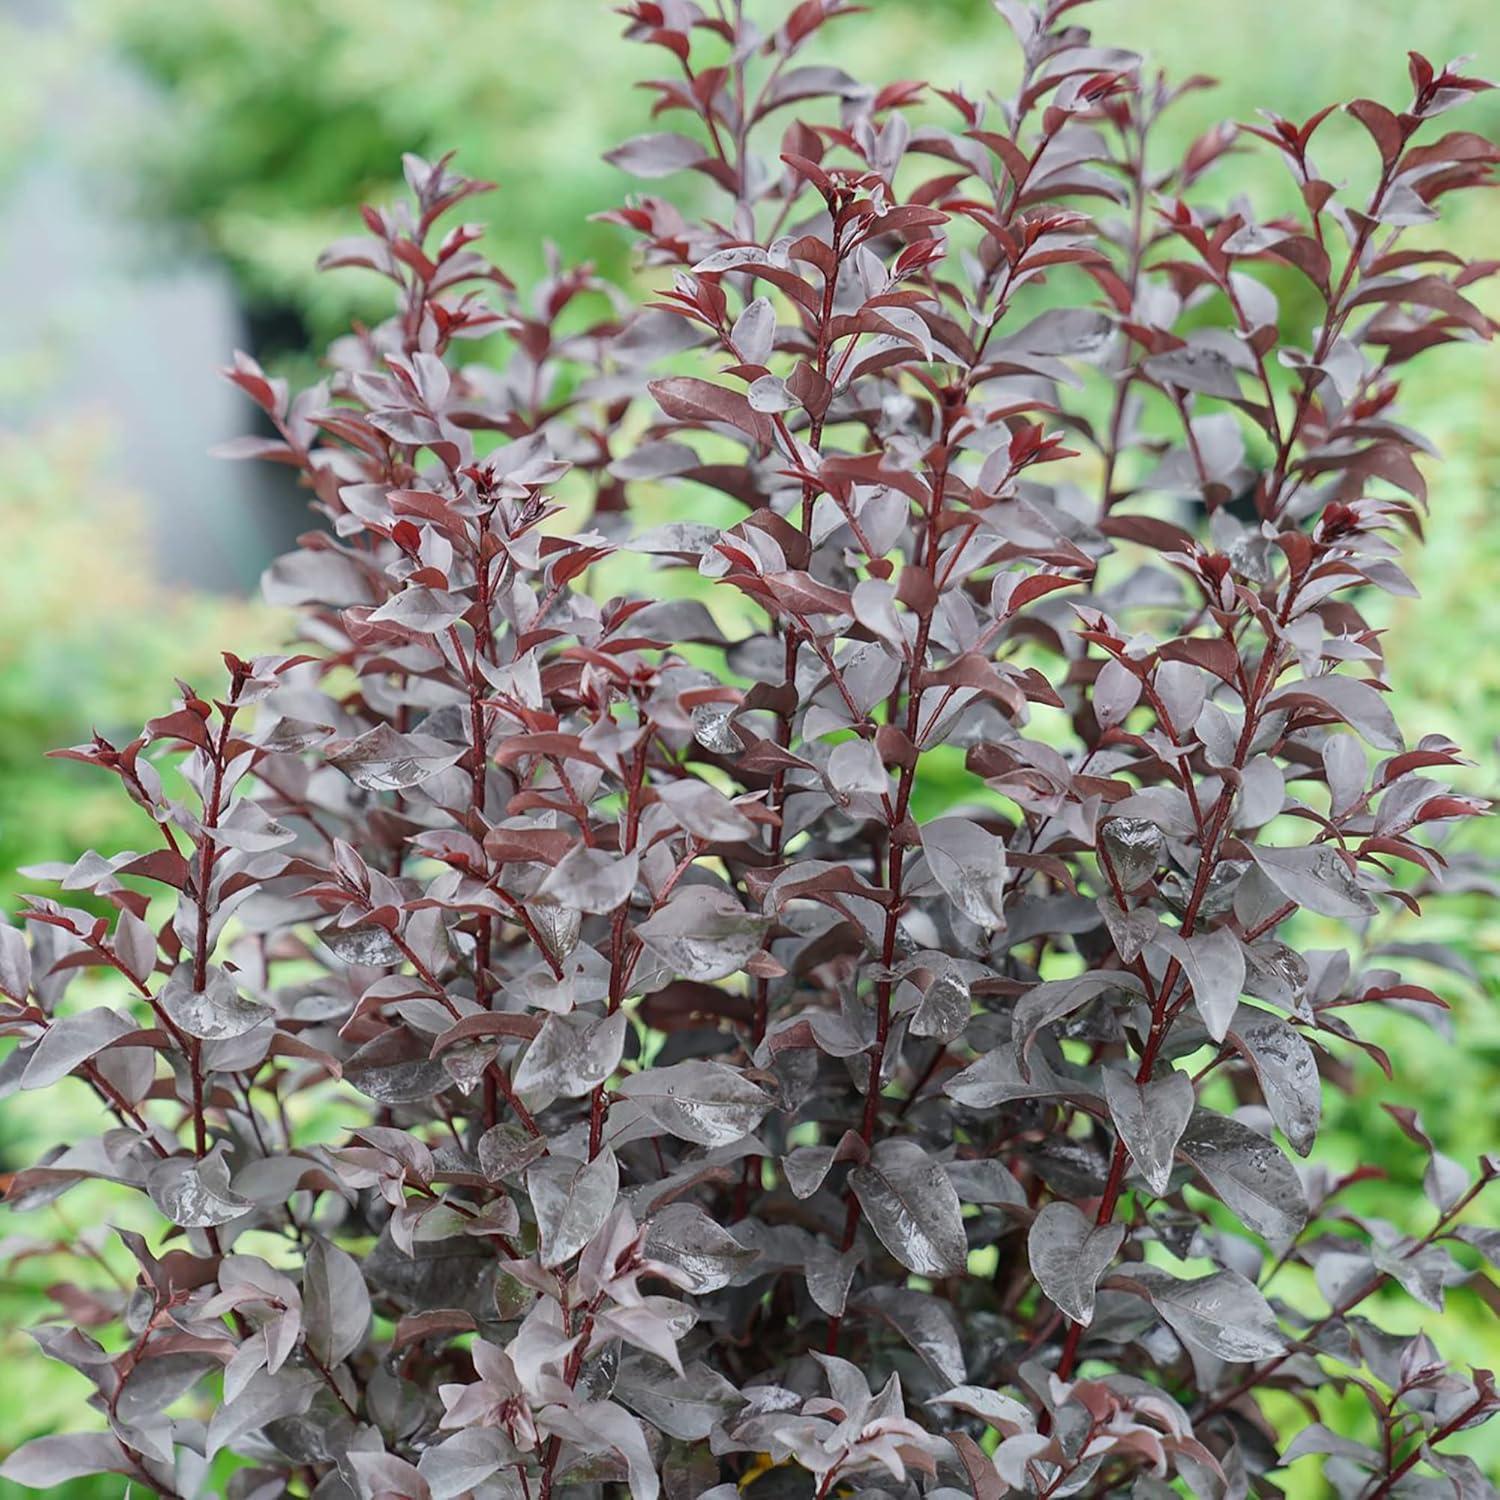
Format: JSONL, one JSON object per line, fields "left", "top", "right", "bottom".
{"left": 3, "top": 1, "right": 1499, "bottom": 1496}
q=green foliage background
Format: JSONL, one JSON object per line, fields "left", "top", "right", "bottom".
{"left": 0, "top": 1, "right": 1495, "bottom": 1494}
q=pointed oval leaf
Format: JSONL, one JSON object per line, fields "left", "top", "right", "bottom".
{"left": 148, "top": 1152, "right": 253, "bottom": 1229}
{"left": 1249, "top": 843, "right": 1376, "bottom": 919}
{"left": 0, "top": 1434, "right": 131, "bottom": 1488}
{"left": 644, "top": 1203, "right": 757, "bottom": 1293}
{"left": 328, "top": 724, "right": 464, "bottom": 791}
{"left": 921, "top": 817, "right": 1008, "bottom": 930}
{"left": 536, "top": 847, "right": 639, "bottom": 915}
{"left": 160, "top": 967, "right": 274, "bottom": 1042}
{"left": 1102, "top": 1067, "right": 1195, "bottom": 1196}
{"left": 1128, "top": 1265, "right": 1285, "bottom": 1362}
{"left": 205, "top": 1367, "right": 320, "bottom": 1459}
{"left": 21, "top": 1009, "right": 134, "bottom": 1090}
{"left": 303, "top": 1238, "right": 371, "bottom": 1367}
{"left": 615, "top": 1060, "right": 770, "bottom": 1147}
{"left": 514, "top": 1010, "right": 627, "bottom": 1100}
{"left": 1177, "top": 1109, "right": 1308, "bottom": 1244}
{"left": 635, "top": 887, "right": 768, "bottom": 982}
{"left": 1156, "top": 925, "right": 1246, "bottom": 1042}
{"left": 1026, "top": 1201, "right": 1124, "bottom": 1325}
{"left": 1098, "top": 822, "right": 1164, "bottom": 888}
{"left": 911, "top": 969, "right": 971, "bottom": 1042}
{"left": 849, "top": 1139, "right": 968, "bottom": 1277}
{"left": 529, "top": 1148, "right": 619, "bottom": 1268}
{"left": 1227, "top": 1004, "right": 1322, "bottom": 1156}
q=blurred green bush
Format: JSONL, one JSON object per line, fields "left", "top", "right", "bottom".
{"left": 0, "top": 420, "right": 276, "bottom": 909}
{"left": 87, "top": 0, "right": 1499, "bottom": 341}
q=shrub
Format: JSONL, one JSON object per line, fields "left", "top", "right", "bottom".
{"left": 3, "top": 3, "right": 1498, "bottom": 1496}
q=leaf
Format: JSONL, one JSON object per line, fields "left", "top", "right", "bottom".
{"left": 605, "top": 131, "right": 708, "bottom": 178}
{"left": 1348, "top": 98, "right": 1404, "bottom": 165}
{"left": 615, "top": 1360, "right": 745, "bottom": 1441}
{"left": 856, "top": 1285, "right": 967, "bottom": 1384}
{"left": 0, "top": 1434, "right": 131, "bottom": 1487}
{"left": 542, "top": 1401, "right": 659, "bottom": 1500}
{"left": 1098, "top": 817, "right": 1164, "bottom": 891}
{"left": 944, "top": 1046, "right": 1074, "bottom": 1108}
{"left": 417, "top": 1429, "right": 518, "bottom": 1500}
{"left": 1269, "top": 675, "right": 1403, "bottom": 752}
{"left": 945, "top": 1158, "right": 1026, "bottom": 1207}
{"left": 636, "top": 886, "right": 768, "bottom": 981}
{"left": 929, "top": 1385, "right": 1033, "bottom": 1436}
{"left": 849, "top": 1139, "right": 968, "bottom": 1277}
{"left": 328, "top": 724, "right": 464, "bottom": 791}
{"left": 1026, "top": 1201, "right": 1123, "bottom": 1325}
{"left": 1249, "top": 843, "right": 1376, "bottom": 919}
{"left": 910, "top": 969, "right": 971, "bottom": 1042}
{"left": 731, "top": 296, "right": 776, "bottom": 366}
{"left": 1128, "top": 1265, "right": 1285, "bottom": 1362}
{"left": 1012, "top": 971, "right": 1143, "bottom": 1070}
{"left": 262, "top": 548, "right": 374, "bottom": 608}
{"left": 346, "top": 1028, "right": 451, "bottom": 1103}
{"left": 0, "top": 923, "right": 31, "bottom": 1000}
{"left": 348, "top": 1452, "right": 433, "bottom": 1500}
{"left": 159, "top": 966, "right": 274, "bottom": 1041}
{"left": 1227, "top": 1004, "right": 1321, "bottom": 1156}
{"left": 514, "top": 1010, "right": 627, "bottom": 1099}
{"left": 536, "top": 846, "right": 639, "bottom": 914}
{"left": 370, "top": 586, "right": 469, "bottom": 633}
{"left": 643, "top": 1203, "right": 757, "bottom": 1293}
{"left": 1098, "top": 898, "right": 1158, "bottom": 963}
{"left": 303, "top": 1238, "right": 371, "bottom": 1367}
{"left": 921, "top": 817, "right": 1008, "bottom": 930}
{"left": 322, "top": 921, "right": 406, "bottom": 968}
{"left": 762, "top": 63, "right": 864, "bottom": 109}
{"left": 1143, "top": 343, "right": 1244, "bottom": 399}
{"left": 1093, "top": 657, "right": 1141, "bottom": 729}
{"left": 1177, "top": 1109, "right": 1308, "bottom": 1244}
{"left": 1000, "top": 306, "right": 1114, "bottom": 358}
{"left": 528, "top": 1149, "right": 619, "bottom": 1268}
{"left": 649, "top": 376, "right": 776, "bottom": 445}
{"left": 148, "top": 1148, "right": 253, "bottom": 1228}
{"left": 805, "top": 1243, "right": 860, "bottom": 1317}
{"left": 21, "top": 1009, "right": 134, "bottom": 1089}
{"left": 616, "top": 1060, "right": 771, "bottom": 1147}
{"left": 625, "top": 518, "right": 720, "bottom": 551}
{"left": 1281, "top": 1424, "right": 1383, "bottom": 1469}
{"left": 1102, "top": 1068, "right": 1195, "bottom": 1196}
{"left": 1157, "top": 925, "right": 1246, "bottom": 1042}
{"left": 205, "top": 1367, "right": 320, "bottom": 1459}
{"left": 477, "top": 1123, "right": 547, "bottom": 1182}
{"left": 783, "top": 1145, "right": 835, "bottom": 1199}
{"left": 827, "top": 738, "right": 888, "bottom": 799}
{"left": 115, "top": 1352, "right": 219, "bottom": 1425}
{"left": 655, "top": 780, "right": 756, "bottom": 841}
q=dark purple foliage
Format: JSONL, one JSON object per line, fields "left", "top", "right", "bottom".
{"left": 3, "top": 3, "right": 1499, "bottom": 1497}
